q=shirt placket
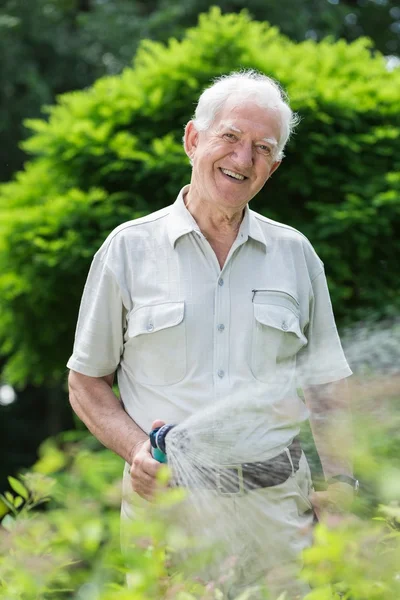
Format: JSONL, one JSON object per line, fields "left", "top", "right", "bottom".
{"left": 212, "top": 235, "right": 248, "bottom": 396}
{"left": 193, "top": 230, "right": 247, "bottom": 396}
{"left": 213, "top": 263, "right": 231, "bottom": 395}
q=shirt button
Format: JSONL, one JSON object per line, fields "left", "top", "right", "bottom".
{"left": 147, "top": 322, "right": 154, "bottom": 332}
{"left": 282, "top": 321, "right": 288, "bottom": 331}
{"left": 217, "top": 324, "right": 225, "bottom": 332}
{"left": 218, "top": 278, "right": 224, "bottom": 286}
{"left": 217, "top": 369, "right": 225, "bottom": 379}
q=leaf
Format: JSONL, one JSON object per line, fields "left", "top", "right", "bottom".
{"left": 0, "top": 493, "right": 14, "bottom": 511}
{"left": 1, "top": 514, "right": 16, "bottom": 531}
{"left": 14, "top": 496, "right": 24, "bottom": 508}
{"left": 5, "top": 491, "right": 14, "bottom": 503}
{"left": 33, "top": 441, "right": 66, "bottom": 475}
{"left": 8, "top": 476, "right": 29, "bottom": 499}
{"left": 0, "top": 497, "right": 9, "bottom": 518}
{"left": 156, "top": 464, "right": 172, "bottom": 485}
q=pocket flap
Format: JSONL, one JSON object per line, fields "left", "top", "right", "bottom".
{"left": 254, "top": 303, "right": 305, "bottom": 341}
{"left": 128, "top": 302, "right": 185, "bottom": 338}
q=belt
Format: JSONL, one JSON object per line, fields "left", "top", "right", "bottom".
{"left": 174, "top": 437, "right": 302, "bottom": 496}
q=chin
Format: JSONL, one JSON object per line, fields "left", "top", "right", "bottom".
{"left": 222, "top": 189, "right": 251, "bottom": 203}
{"left": 221, "top": 197, "right": 250, "bottom": 211}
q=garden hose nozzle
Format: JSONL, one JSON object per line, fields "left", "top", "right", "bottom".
{"left": 149, "top": 424, "right": 176, "bottom": 463}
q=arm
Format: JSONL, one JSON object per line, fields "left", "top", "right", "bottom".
{"left": 68, "top": 369, "right": 147, "bottom": 462}
{"left": 303, "top": 378, "right": 355, "bottom": 516}
{"left": 68, "top": 370, "right": 163, "bottom": 500}
{"left": 303, "top": 378, "right": 353, "bottom": 480}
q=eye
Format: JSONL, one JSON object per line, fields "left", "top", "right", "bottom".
{"left": 223, "top": 133, "right": 237, "bottom": 141}
{"left": 257, "top": 144, "right": 272, "bottom": 154}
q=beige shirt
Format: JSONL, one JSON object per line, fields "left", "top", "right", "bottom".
{"left": 67, "top": 186, "right": 351, "bottom": 456}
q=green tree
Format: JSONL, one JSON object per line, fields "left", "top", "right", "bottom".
{"left": 0, "top": 8, "right": 399, "bottom": 389}
{"left": 0, "top": 0, "right": 95, "bottom": 182}
{"left": 151, "top": 0, "right": 400, "bottom": 55}
{"left": 1, "top": 0, "right": 399, "bottom": 183}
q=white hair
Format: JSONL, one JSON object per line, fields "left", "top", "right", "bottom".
{"left": 190, "top": 70, "right": 299, "bottom": 160}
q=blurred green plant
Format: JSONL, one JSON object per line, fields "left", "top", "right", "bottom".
{"left": 1, "top": 412, "right": 399, "bottom": 599}
{"left": 301, "top": 511, "right": 400, "bottom": 600}
{"left": 0, "top": 8, "right": 399, "bottom": 388}
{"left": 300, "top": 378, "right": 400, "bottom": 599}
{"left": 0, "top": 434, "right": 262, "bottom": 599}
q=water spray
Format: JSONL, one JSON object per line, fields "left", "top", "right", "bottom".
{"left": 143, "top": 321, "right": 400, "bottom": 595}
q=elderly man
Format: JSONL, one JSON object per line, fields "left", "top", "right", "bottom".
{"left": 67, "top": 70, "right": 356, "bottom": 596}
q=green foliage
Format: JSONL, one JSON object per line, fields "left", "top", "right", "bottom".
{"left": 0, "top": 8, "right": 400, "bottom": 386}
{"left": 0, "top": 435, "right": 254, "bottom": 599}
{"left": 300, "top": 384, "right": 400, "bottom": 600}
{"left": 157, "top": 0, "right": 400, "bottom": 56}
{"left": 302, "top": 514, "right": 400, "bottom": 599}
{"left": 1, "top": 397, "right": 400, "bottom": 599}
{"left": 0, "top": 0, "right": 97, "bottom": 182}
{"left": 1, "top": 0, "right": 399, "bottom": 183}
{"left": 0, "top": 440, "right": 125, "bottom": 599}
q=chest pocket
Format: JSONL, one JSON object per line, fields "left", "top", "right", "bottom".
{"left": 251, "top": 291, "right": 307, "bottom": 383}
{"left": 124, "top": 302, "right": 186, "bottom": 386}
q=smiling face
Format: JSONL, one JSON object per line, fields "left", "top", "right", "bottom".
{"left": 184, "top": 99, "right": 282, "bottom": 214}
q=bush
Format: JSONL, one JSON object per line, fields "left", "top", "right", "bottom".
{"left": 0, "top": 434, "right": 263, "bottom": 599}
{"left": 1, "top": 389, "right": 399, "bottom": 599}
{"left": 0, "top": 7, "right": 399, "bottom": 386}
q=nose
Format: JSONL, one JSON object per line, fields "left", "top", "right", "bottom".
{"left": 232, "top": 141, "right": 253, "bottom": 170}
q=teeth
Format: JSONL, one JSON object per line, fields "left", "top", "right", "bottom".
{"left": 221, "top": 168, "right": 245, "bottom": 181}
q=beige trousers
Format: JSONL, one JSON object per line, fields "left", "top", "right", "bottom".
{"left": 121, "top": 452, "right": 314, "bottom": 599}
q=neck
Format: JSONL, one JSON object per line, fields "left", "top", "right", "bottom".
{"left": 183, "top": 188, "right": 245, "bottom": 244}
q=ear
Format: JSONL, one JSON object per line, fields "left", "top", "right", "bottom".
{"left": 269, "top": 160, "right": 281, "bottom": 177}
{"left": 184, "top": 121, "right": 199, "bottom": 161}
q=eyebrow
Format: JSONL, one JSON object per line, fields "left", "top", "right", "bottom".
{"left": 227, "top": 124, "right": 242, "bottom": 134}
{"left": 221, "top": 123, "right": 278, "bottom": 146}
{"left": 261, "top": 137, "right": 278, "bottom": 147}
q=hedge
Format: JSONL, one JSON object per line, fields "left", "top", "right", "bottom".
{"left": 0, "top": 7, "right": 399, "bottom": 385}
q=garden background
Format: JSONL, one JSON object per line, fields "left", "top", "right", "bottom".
{"left": 0, "top": 1, "right": 399, "bottom": 598}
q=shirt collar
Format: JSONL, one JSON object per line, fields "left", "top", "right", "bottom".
{"left": 167, "top": 185, "right": 267, "bottom": 249}
{"left": 167, "top": 186, "right": 200, "bottom": 247}
{"left": 239, "top": 205, "right": 267, "bottom": 248}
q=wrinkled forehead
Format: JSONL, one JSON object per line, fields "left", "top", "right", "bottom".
{"left": 212, "top": 98, "right": 282, "bottom": 141}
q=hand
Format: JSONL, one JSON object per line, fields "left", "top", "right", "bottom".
{"left": 129, "top": 419, "right": 166, "bottom": 501}
{"left": 310, "top": 482, "right": 354, "bottom": 524}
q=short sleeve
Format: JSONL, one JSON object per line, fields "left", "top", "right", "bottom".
{"left": 67, "top": 252, "right": 127, "bottom": 377}
{"left": 297, "top": 271, "right": 352, "bottom": 387}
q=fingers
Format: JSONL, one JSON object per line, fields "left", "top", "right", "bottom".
{"left": 129, "top": 420, "right": 168, "bottom": 501}
{"left": 130, "top": 438, "right": 163, "bottom": 501}
{"left": 310, "top": 490, "right": 329, "bottom": 509}
{"left": 310, "top": 491, "right": 336, "bottom": 524}
{"left": 151, "top": 419, "right": 166, "bottom": 430}
{"left": 310, "top": 490, "right": 339, "bottom": 511}
{"left": 310, "top": 487, "right": 354, "bottom": 521}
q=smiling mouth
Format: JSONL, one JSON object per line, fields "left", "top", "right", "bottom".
{"left": 220, "top": 168, "right": 248, "bottom": 181}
